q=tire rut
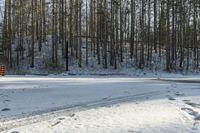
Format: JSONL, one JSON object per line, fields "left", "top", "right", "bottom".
{"left": 0, "top": 90, "right": 163, "bottom": 131}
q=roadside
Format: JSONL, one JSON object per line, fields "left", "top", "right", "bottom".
{"left": 1, "top": 75, "right": 200, "bottom": 132}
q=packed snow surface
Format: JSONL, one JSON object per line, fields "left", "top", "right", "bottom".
{"left": 1, "top": 74, "right": 200, "bottom": 132}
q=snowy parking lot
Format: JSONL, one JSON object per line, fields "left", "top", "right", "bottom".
{"left": 1, "top": 75, "right": 200, "bottom": 132}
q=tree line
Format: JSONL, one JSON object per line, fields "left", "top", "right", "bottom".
{"left": 1, "top": 0, "right": 200, "bottom": 71}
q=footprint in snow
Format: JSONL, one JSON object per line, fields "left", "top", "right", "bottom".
{"left": 70, "top": 113, "right": 75, "bottom": 117}
{"left": 11, "top": 131, "right": 20, "bottom": 133}
{"left": 168, "top": 97, "right": 176, "bottom": 101}
{"left": 175, "top": 92, "right": 185, "bottom": 96}
{"left": 58, "top": 117, "right": 65, "bottom": 121}
{"left": 102, "top": 96, "right": 111, "bottom": 100}
{"left": 0, "top": 94, "right": 8, "bottom": 98}
{"left": 51, "top": 121, "right": 61, "bottom": 127}
{"left": 171, "top": 83, "right": 177, "bottom": 88}
{"left": 185, "top": 102, "right": 200, "bottom": 108}
{"left": 3, "top": 99, "right": 11, "bottom": 103}
{"left": 166, "top": 95, "right": 176, "bottom": 101}
{"left": 183, "top": 100, "right": 191, "bottom": 102}
{"left": 1, "top": 108, "right": 11, "bottom": 111}
{"left": 167, "top": 90, "right": 171, "bottom": 93}
{"left": 181, "top": 107, "right": 200, "bottom": 121}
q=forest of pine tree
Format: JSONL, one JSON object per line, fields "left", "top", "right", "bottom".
{"left": 0, "top": 0, "right": 200, "bottom": 72}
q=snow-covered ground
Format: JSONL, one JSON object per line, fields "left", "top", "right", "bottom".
{"left": 1, "top": 74, "right": 200, "bottom": 132}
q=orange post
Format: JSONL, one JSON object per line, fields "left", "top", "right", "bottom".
{"left": 1, "top": 65, "right": 6, "bottom": 76}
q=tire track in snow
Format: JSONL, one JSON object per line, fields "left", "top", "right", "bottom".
{"left": 0, "top": 90, "right": 164, "bottom": 131}
{"left": 155, "top": 79, "right": 200, "bottom": 84}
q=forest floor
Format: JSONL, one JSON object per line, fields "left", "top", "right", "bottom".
{"left": 1, "top": 73, "right": 200, "bottom": 132}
